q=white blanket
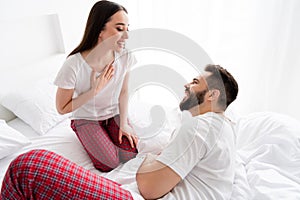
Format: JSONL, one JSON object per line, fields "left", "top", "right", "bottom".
{"left": 1, "top": 111, "right": 300, "bottom": 199}
{"left": 233, "top": 112, "right": 300, "bottom": 200}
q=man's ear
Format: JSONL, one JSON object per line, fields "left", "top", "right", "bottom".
{"left": 207, "top": 89, "right": 220, "bottom": 101}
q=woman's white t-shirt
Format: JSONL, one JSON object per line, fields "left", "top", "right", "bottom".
{"left": 54, "top": 49, "right": 136, "bottom": 120}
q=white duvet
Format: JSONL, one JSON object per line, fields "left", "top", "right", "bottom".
{"left": 98, "top": 111, "right": 300, "bottom": 200}
{"left": 232, "top": 112, "right": 300, "bottom": 200}
{"left": 1, "top": 111, "right": 300, "bottom": 199}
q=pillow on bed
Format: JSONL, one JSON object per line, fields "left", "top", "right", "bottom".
{"left": 0, "top": 120, "right": 31, "bottom": 159}
{"left": 1, "top": 78, "right": 70, "bottom": 135}
{"left": 235, "top": 111, "right": 300, "bottom": 150}
{"left": 0, "top": 53, "right": 66, "bottom": 122}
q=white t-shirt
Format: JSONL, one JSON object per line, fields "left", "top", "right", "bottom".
{"left": 155, "top": 112, "right": 236, "bottom": 200}
{"left": 54, "top": 49, "right": 136, "bottom": 120}
{"left": 106, "top": 111, "right": 235, "bottom": 199}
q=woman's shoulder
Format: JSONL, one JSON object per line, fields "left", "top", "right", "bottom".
{"left": 62, "top": 53, "right": 84, "bottom": 69}
{"left": 65, "top": 52, "right": 82, "bottom": 63}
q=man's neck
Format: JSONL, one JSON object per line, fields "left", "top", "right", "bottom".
{"left": 188, "top": 105, "right": 224, "bottom": 117}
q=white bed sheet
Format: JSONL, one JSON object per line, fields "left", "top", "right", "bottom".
{"left": 0, "top": 117, "right": 154, "bottom": 200}
{"left": 1, "top": 112, "right": 300, "bottom": 200}
{"left": 0, "top": 101, "right": 175, "bottom": 199}
{"left": 0, "top": 117, "right": 99, "bottom": 188}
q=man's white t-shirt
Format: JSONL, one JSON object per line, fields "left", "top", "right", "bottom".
{"left": 106, "top": 111, "right": 235, "bottom": 200}
{"left": 54, "top": 50, "right": 136, "bottom": 120}
{"left": 155, "top": 112, "right": 236, "bottom": 200}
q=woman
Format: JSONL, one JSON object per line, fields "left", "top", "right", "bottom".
{"left": 54, "top": 0, "right": 138, "bottom": 172}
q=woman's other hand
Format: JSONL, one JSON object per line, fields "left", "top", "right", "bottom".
{"left": 119, "top": 124, "right": 138, "bottom": 148}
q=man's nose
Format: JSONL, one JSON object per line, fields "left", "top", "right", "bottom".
{"left": 184, "top": 83, "right": 190, "bottom": 89}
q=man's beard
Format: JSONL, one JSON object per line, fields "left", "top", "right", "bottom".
{"left": 179, "top": 89, "right": 207, "bottom": 111}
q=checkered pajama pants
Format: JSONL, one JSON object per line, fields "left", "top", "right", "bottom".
{"left": 71, "top": 115, "right": 138, "bottom": 172}
{"left": 0, "top": 149, "right": 134, "bottom": 200}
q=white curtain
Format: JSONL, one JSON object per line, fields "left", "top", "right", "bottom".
{"left": 116, "top": 0, "right": 300, "bottom": 120}
{"left": 3, "top": 0, "right": 298, "bottom": 119}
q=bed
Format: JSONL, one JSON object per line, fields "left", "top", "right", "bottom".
{"left": 1, "top": 14, "right": 300, "bottom": 200}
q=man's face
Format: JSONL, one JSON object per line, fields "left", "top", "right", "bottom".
{"left": 179, "top": 74, "right": 209, "bottom": 111}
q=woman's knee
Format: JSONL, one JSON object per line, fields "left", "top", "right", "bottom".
{"left": 91, "top": 154, "right": 120, "bottom": 172}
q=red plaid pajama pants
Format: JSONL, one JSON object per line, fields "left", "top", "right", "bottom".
{"left": 71, "top": 115, "right": 138, "bottom": 172}
{"left": 0, "top": 149, "right": 134, "bottom": 200}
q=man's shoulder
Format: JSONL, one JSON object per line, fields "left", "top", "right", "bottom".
{"left": 177, "top": 113, "right": 209, "bottom": 138}
{"left": 178, "top": 111, "right": 216, "bottom": 128}
{"left": 181, "top": 112, "right": 232, "bottom": 137}
{"left": 195, "top": 112, "right": 227, "bottom": 125}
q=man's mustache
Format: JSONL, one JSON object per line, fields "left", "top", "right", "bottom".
{"left": 185, "top": 88, "right": 191, "bottom": 95}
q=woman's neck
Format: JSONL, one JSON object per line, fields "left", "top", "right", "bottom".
{"left": 82, "top": 48, "right": 114, "bottom": 72}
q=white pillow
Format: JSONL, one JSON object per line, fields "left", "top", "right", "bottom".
{"left": 0, "top": 54, "right": 66, "bottom": 123}
{"left": 0, "top": 120, "right": 31, "bottom": 159}
{"left": 1, "top": 78, "right": 70, "bottom": 135}
{"left": 235, "top": 111, "right": 300, "bottom": 150}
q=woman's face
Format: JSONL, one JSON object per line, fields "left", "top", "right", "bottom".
{"left": 98, "top": 10, "right": 129, "bottom": 52}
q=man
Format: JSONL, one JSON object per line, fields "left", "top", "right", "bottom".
{"left": 136, "top": 64, "right": 238, "bottom": 199}
{"left": 1, "top": 64, "right": 238, "bottom": 200}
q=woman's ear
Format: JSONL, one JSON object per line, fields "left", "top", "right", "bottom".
{"left": 98, "top": 32, "right": 104, "bottom": 43}
{"left": 207, "top": 89, "right": 220, "bottom": 101}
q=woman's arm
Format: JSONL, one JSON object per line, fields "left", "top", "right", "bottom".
{"left": 119, "top": 71, "right": 130, "bottom": 128}
{"left": 56, "top": 88, "right": 94, "bottom": 114}
{"left": 118, "top": 71, "right": 138, "bottom": 147}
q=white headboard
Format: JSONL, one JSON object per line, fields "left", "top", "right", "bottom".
{"left": 0, "top": 14, "right": 65, "bottom": 121}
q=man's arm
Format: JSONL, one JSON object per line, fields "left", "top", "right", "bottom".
{"left": 136, "top": 154, "right": 181, "bottom": 199}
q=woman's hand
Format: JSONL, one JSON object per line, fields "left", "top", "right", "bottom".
{"left": 90, "top": 63, "right": 114, "bottom": 95}
{"left": 119, "top": 123, "right": 138, "bottom": 148}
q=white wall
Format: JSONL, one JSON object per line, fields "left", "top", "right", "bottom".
{"left": 1, "top": 0, "right": 300, "bottom": 121}
{"left": 0, "top": 0, "right": 98, "bottom": 53}
{"left": 126, "top": 0, "right": 300, "bottom": 121}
